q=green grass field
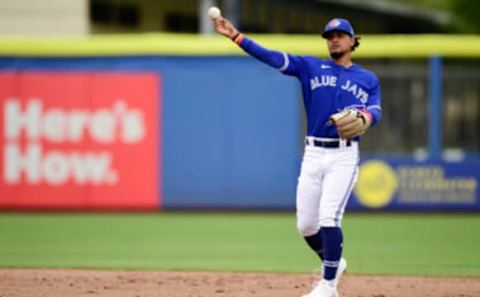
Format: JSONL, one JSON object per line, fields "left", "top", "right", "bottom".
{"left": 0, "top": 212, "right": 478, "bottom": 277}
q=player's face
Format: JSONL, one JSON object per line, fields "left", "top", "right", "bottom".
{"left": 325, "top": 31, "right": 355, "bottom": 60}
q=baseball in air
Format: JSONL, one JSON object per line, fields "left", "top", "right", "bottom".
{"left": 208, "top": 6, "right": 221, "bottom": 20}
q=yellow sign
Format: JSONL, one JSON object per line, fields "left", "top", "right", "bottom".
{"left": 354, "top": 161, "right": 398, "bottom": 208}
{"left": 354, "top": 160, "right": 477, "bottom": 208}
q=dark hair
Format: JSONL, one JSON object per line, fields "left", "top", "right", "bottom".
{"left": 351, "top": 37, "right": 361, "bottom": 51}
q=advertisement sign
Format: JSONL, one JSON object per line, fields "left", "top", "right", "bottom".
{"left": 0, "top": 72, "right": 160, "bottom": 209}
{"left": 350, "top": 158, "right": 479, "bottom": 211}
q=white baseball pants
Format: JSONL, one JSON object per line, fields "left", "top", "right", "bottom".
{"left": 296, "top": 138, "right": 359, "bottom": 236}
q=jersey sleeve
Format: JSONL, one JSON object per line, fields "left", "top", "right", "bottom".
{"left": 238, "top": 36, "right": 304, "bottom": 77}
{"left": 365, "top": 76, "right": 382, "bottom": 126}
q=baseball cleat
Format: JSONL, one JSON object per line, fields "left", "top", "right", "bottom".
{"left": 304, "top": 258, "right": 346, "bottom": 297}
{"left": 302, "top": 280, "right": 339, "bottom": 297}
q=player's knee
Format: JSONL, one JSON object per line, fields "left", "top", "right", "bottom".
{"left": 319, "top": 216, "right": 338, "bottom": 228}
{"left": 296, "top": 219, "right": 320, "bottom": 236}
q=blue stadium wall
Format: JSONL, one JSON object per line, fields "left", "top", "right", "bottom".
{"left": 0, "top": 56, "right": 478, "bottom": 211}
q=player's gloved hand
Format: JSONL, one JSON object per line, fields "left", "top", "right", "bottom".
{"left": 330, "top": 109, "right": 372, "bottom": 139}
{"left": 212, "top": 17, "right": 240, "bottom": 40}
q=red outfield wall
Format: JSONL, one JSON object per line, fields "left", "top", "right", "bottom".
{"left": 0, "top": 72, "right": 161, "bottom": 209}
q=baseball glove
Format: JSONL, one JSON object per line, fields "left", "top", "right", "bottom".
{"left": 330, "top": 109, "right": 371, "bottom": 139}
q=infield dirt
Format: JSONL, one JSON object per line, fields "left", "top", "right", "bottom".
{"left": 0, "top": 269, "right": 479, "bottom": 297}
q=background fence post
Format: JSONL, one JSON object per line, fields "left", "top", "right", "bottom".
{"left": 428, "top": 55, "right": 443, "bottom": 161}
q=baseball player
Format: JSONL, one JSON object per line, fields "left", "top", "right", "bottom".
{"left": 212, "top": 14, "right": 382, "bottom": 297}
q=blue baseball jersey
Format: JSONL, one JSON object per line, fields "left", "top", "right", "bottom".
{"left": 239, "top": 37, "right": 382, "bottom": 140}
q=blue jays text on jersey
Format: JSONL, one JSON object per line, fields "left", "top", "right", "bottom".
{"left": 310, "top": 76, "right": 369, "bottom": 104}
{"left": 238, "top": 37, "right": 382, "bottom": 140}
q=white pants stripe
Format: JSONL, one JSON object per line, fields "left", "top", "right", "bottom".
{"left": 296, "top": 143, "right": 359, "bottom": 236}
{"left": 334, "top": 158, "right": 359, "bottom": 226}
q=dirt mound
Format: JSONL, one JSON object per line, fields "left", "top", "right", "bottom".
{"left": 0, "top": 269, "right": 478, "bottom": 297}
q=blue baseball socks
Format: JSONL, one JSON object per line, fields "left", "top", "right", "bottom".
{"left": 304, "top": 227, "right": 343, "bottom": 286}
{"left": 321, "top": 227, "right": 343, "bottom": 281}
{"left": 304, "top": 230, "right": 324, "bottom": 260}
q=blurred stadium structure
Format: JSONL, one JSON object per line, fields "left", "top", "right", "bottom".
{"left": 0, "top": 0, "right": 452, "bottom": 36}
{"left": 0, "top": 0, "right": 478, "bottom": 211}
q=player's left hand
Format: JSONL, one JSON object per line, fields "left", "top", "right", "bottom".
{"left": 330, "top": 109, "right": 371, "bottom": 139}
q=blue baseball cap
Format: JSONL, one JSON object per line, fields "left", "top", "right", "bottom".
{"left": 322, "top": 18, "right": 355, "bottom": 38}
